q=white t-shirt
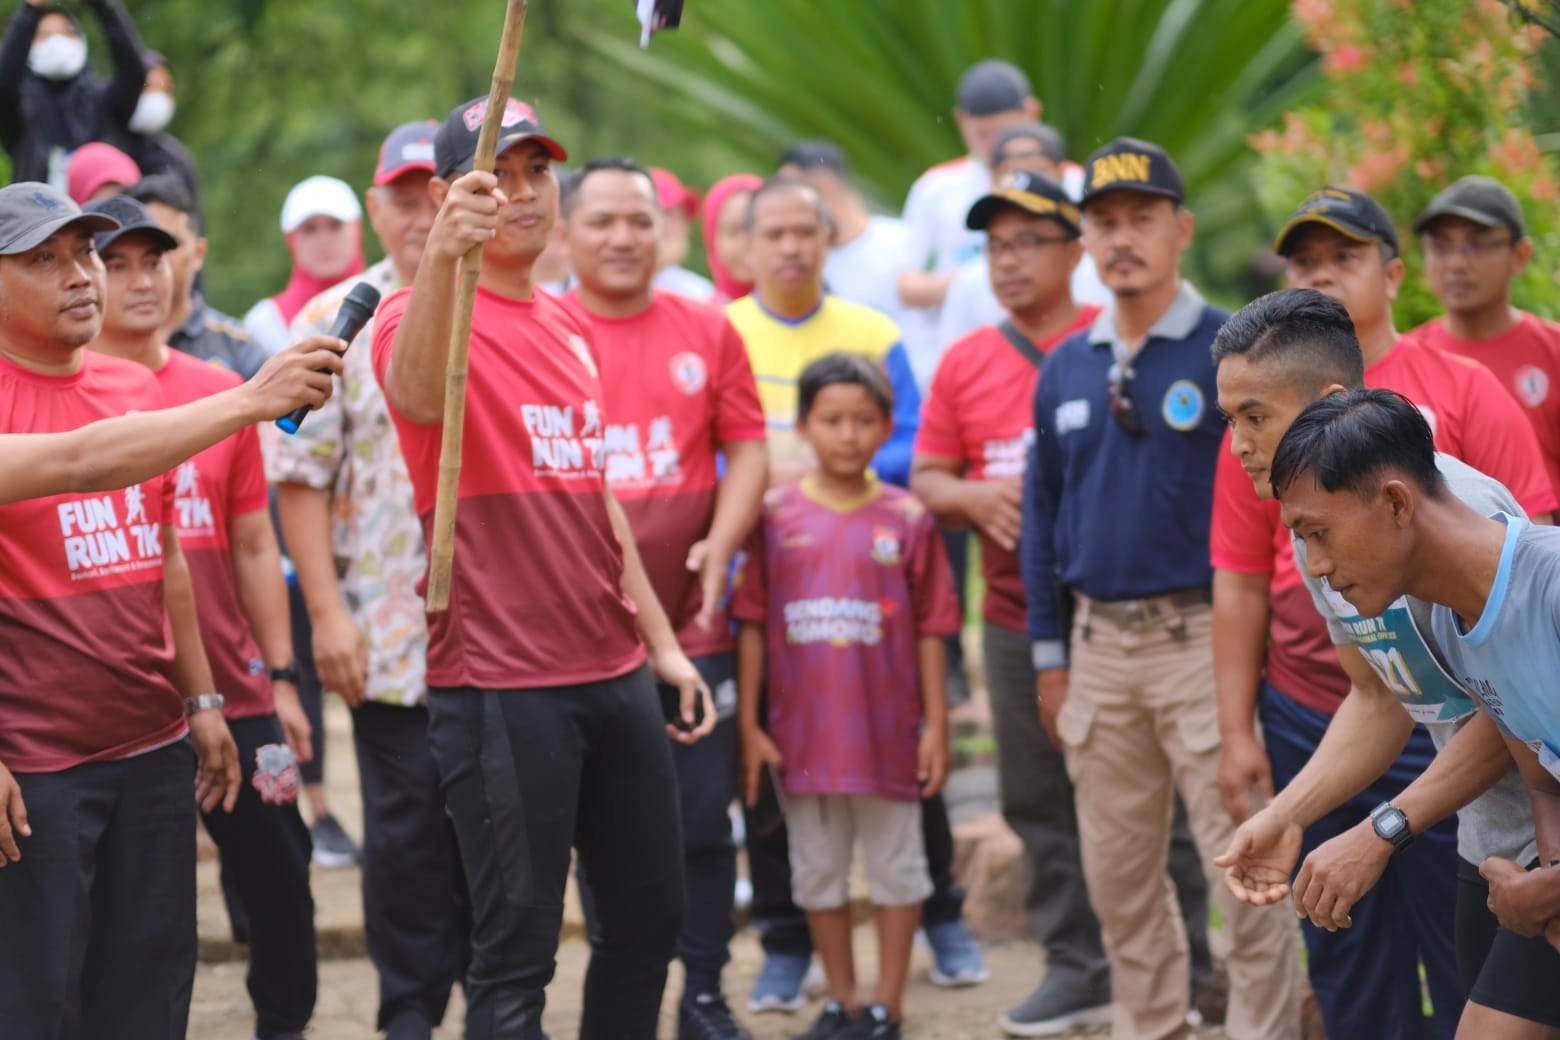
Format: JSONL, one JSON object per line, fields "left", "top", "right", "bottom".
{"left": 825, "top": 216, "right": 911, "bottom": 323}
{"left": 242, "top": 297, "right": 291, "bottom": 357}
{"left": 936, "top": 253, "right": 1112, "bottom": 351}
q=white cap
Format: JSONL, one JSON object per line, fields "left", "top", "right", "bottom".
{"left": 279, "top": 175, "right": 362, "bottom": 234}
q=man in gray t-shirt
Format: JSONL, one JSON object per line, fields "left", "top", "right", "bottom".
{"left": 1264, "top": 387, "right": 1560, "bottom": 1029}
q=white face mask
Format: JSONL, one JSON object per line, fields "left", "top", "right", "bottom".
{"left": 129, "top": 90, "right": 175, "bottom": 135}
{"left": 28, "top": 34, "right": 87, "bottom": 81}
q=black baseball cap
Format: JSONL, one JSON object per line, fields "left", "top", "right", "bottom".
{"left": 1274, "top": 186, "right": 1399, "bottom": 257}
{"left": 0, "top": 182, "right": 117, "bottom": 256}
{"left": 778, "top": 139, "right": 849, "bottom": 178}
{"left": 966, "top": 170, "right": 1080, "bottom": 236}
{"left": 955, "top": 60, "right": 1033, "bottom": 116}
{"left": 1412, "top": 175, "right": 1524, "bottom": 239}
{"left": 434, "top": 95, "right": 567, "bottom": 179}
{"left": 1080, "top": 137, "right": 1183, "bottom": 206}
{"left": 375, "top": 120, "right": 439, "bottom": 186}
{"left": 83, "top": 195, "right": 179, "bottom": 253}
{"left": 990, "top": 123, "right": 1066, "bottom": 168}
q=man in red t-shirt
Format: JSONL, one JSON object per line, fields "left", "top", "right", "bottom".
{"left": 559, "top": 156, "right": 768, "bottom": 1039}
{"left": 1212, "top": 187, "right": 1557, "bottom": 1038}
{"left": 0, "top": 182, "right": 242, "bottom": 1037}
{"left": 85, "top": 193, "right": 318, "bottom": 1040}
{"left": 1404, "top": 176, "right": 1560, "bottom": 502}
{"left": 373, "top": 96, "right": 715, "bottom": 1039}
{"left": 910, "top": 170, "right": 1117, "bottom": 1034}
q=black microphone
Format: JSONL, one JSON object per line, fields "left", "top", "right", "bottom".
{"left": 275, "top": 281, "right": 383, "bottom": 434}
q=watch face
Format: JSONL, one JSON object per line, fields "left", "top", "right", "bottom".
{"left": 1378, "top": 814, "right": 1404, "bottom": 837}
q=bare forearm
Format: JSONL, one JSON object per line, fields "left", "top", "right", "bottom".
{"left": 898, "top": 270, "right": 952, "bottom": 309}
{"left": 607, "top": 488, "right": 678, "bottom": 654}
{"left": 1395, "top": 709, "right": 1512, "bottom": 835}
{"left": 385, "top": 254, "right": 460, "bottom": 423}
{"left": 706, "top": 440, "right": 767, "bottom": 557}
{"left": 909, "top": 463, "right": 974, "bottom": 529}
{"left": 163, "top": 527, "right": 217, "bottom": 699}
{"left": 229, "top": 513, "right": 293, "bottom": 669}
{"left": 737, "top": 622, "right": 765, "bottom": 731}
{"left": 1511, "top": 740, "right": 1560, "bottom": 864}
{"left": 1269, "top": 679, "right": 1414, "bottom": 827}
{"left": 275, "top": 484, "right": 347, "bottom": 622}
{"left": 1212, "top": 569, "right": 1270, "bottom": 739}
{"left": 918, "top": 635, "right": 949, "bottom": 734}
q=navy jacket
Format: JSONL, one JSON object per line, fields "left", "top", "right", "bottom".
{"left": 1021, "top": 284, "right": 1228, "bottom": 660}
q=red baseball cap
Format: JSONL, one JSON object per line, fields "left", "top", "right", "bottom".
{"left": 66, "top": 143, "right": 141, "bottom": 205}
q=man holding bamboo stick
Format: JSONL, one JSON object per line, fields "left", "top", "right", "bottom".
{"left": 372, "top": 94, "right": 714, "bottom": 1039}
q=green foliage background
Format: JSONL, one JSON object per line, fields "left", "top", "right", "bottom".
{"left": 20, "top": 0, "right": 1320, "bottom": 317}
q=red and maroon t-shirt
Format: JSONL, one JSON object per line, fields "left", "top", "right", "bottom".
{"left": 914, "top": 308, "right": 1099, "bottom": 631}
{"left": 562, "top": 290, "right": 766, "bottom": 657}
{"left": 1405, "top": 312, "right": 1560, "bottom": 503}
{"left": 0, "top": 352, "right": 186, "bottom": 772}
{"left": 1210, "top": 337, "right": 1557, "bottom": 715}
{"left": 156, "top": 349, "right": 273, "bottom": 718}
{"left": 372, "top": 285, "right": 645, "bottom": 689}
{"left": 731, "top": 479, "right": 961, "bottom": 801}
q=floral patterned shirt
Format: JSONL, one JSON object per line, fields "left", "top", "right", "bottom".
{"left": 264, "top": 259, "right": 428, "bottom": 707}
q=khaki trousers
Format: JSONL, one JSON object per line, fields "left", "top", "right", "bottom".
{"left": 1057, "top": 599, "right": 1301, "bottom": 1040}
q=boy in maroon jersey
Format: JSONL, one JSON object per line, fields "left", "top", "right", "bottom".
{"left": 734, "top": 352, "right": 960, "bottom": 1040}
{"left": 84, "top": 193, "right": 317, "bottom": 1040}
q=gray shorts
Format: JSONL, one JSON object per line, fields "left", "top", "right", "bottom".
{"left": 786, "top": 793, "right": 932, "bottom": 911}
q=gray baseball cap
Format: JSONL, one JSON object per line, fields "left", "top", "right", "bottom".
{"left": 0, "top": 182, "right": 118, "bottom": 256}
{"left": 1412, "top": 175, "right": 1525, "bottom": 239}
{"left": 955, "top": 60, "right": 1032, "bottom": 116}
{"left": 83, "top": 195, "right": 179, "bottom": 253}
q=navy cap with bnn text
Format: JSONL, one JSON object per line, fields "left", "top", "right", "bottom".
{"left": 1274, "top": 186, "right": 1399, "bottom": 257}
{"left": 0, "top": 182, "right": 117, "bottom": 256}
{"left": 434, "top": 96, "right": 568, "bottom": 179}
{"left": 1079, "top": 137, "right": 1183, "bottom": 206}
{"left": 966, "top": 170, "right": 1081, "bottom": 237}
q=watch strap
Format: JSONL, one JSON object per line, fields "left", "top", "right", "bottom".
{"left": 184, "top": 692, "right": 226, "bottom": 716}
{"left": 269, "top": 662, "right": 300, "bottom": 685}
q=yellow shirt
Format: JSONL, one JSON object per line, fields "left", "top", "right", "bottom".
{"left": 725, "top": 294, "right": 902, "bottom": 472}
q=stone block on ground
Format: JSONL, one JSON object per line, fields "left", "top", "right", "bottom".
{"left": 951, "top": 810, "right": 1027, "bottom": 941}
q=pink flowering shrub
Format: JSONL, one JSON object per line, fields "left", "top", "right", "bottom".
{"left": 1252, "top": 0, "right": 1558, "bottom": 323}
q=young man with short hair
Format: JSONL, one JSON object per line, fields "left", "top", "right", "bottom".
{"left": 374, "top": 95, "right": 714, "bottom": 1039}
{"left": 560, "top": 155, "right": 769, "bottom": 1040}
{"left": 1261, "top": 386, "right": 1560, "bottom": 1035}
{"left": 1405, "top": 175, "right": 1560, "bottom": 501}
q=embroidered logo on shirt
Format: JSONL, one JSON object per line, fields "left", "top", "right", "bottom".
{"left": 1161, "top": 379, "right": 1205, "bottom": 431}
{"left": 1055, "top": 398, "right": 1091, "bottom": 435}
{"left": 871, "top": 526, "right": 902, "bottom": 566}
{"left": 669, "top": 352, "right": 707, "bottom": 395}
{"left": 1515, "top": 365, "right": 1550, "bottom": 408}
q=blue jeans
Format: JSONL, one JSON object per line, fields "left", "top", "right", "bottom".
{"left": 1259, "top": 682, "right": 1462, "bottom": 1040}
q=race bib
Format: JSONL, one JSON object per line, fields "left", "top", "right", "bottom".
{"left": 1322, "top": 585, "right": 1477, "bottom": 723}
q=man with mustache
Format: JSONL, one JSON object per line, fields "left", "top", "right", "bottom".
{"left": 1020, "top": 137, "right": 1303, "bottom": 1040}
{"left": 270, "top": 121, "right": 471, "bottom": 1040}
{"left": 1211, "top": 189, "right": 1555, "bottom": 1037}
{"left": 1404, "top": 176, "right": 1560, "bottom": 502}
{"left": 0, "top": 181, "right": 242, "bottom": 1036}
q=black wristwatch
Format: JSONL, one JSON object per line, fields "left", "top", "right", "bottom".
{"left": 1369, "top": 801, "right": 1414, "bottom": 851}
{"left": 269, "top": 662, "right": 300, "bottom": 685}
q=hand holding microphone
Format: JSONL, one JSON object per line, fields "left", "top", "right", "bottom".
{"left": 275, "top": 282, "right": 382, "bottom": 434}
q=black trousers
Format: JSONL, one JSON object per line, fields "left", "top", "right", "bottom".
{"left": 0, "top": 741, "right": 197, "bottom": 1040}
{"left": 428, "top": 667, "right": 685, "bottom": 1040}
{"left": 580, "top": 654, "right": 740, "bottom": 998}
{"left": 287, "top": 581, "right": 328, "bottom": 786}
{"left": 353, "top": 701, "right": 470, "bottom": 1030}
{"left": 202, "top": 714, "right": 318, "bottom": 1039}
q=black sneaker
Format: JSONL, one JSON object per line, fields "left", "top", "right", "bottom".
{"left": 844, "top": 1004, "right": 900, "bottom": 1040}
{"left": 679, "top": 992, "right": 755, "bottom": 1040}
{"left": 793, "top": 1000, "right": 855, "bottom": 1040}
{"left": 309, "top": 813, "right": 361, "bottom": 868}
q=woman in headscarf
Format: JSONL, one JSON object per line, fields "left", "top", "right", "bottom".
{"left": 0, "top": 0, "right": 147, "bottom": 185}
{"left": 701, "top": 172, "right": 762, "bottom": 303}
{"left": 244, "top": 175, "right": 366, "bottom": 356}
